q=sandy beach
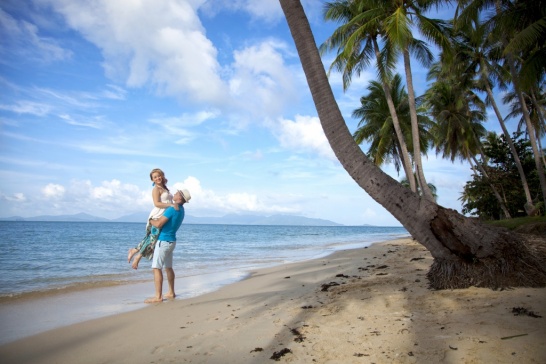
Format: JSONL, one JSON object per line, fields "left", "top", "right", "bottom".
{"left": 1, "top": 237, "right": 544, "bottom": 363}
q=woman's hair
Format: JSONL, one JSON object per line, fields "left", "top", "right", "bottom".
{"left": 149, "top": 168, "right": 169, "bottom": 191}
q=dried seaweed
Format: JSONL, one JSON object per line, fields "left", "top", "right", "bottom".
{"left": 270, "top": 348, "right": 291, "bottom": 361}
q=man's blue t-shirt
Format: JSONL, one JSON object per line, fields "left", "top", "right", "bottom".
{"left": 157, "top": 205, "right": 185, "bottom": 241}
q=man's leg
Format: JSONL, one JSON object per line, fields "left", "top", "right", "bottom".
{"left": 147, "top": 240, "right": 165, "bottom": 303}
{"left": 164, "top": 268, "right": 175, "bottom": 299}
{"left": 145, "top": 268, "right": 163, "bottom": 303}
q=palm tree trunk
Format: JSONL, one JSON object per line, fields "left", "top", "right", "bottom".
{"left": 402, "top": 49, "right": 435, "bottom": 201}
{"left": 279, "top": 0, "right": 545, "bottom": 289}
{"left": 530, "top": 90, "right": 546, "bottom": 167}
{"left": 485, "top": 83, "right": 535, "bottom": 214}
{"left": 372, "top": 38, "right": 417, "bottom": 193}
{"left": 395, "top": 142, "right": 415, "bottom": 192}
{"left": 530, "top": 89, "right": 546, "bottom": 131}
{"left": 506, "top": 55, "right": 546, "bottom": 212}
{"left": 495, "top": 0, "right": 546, "bottom": 212}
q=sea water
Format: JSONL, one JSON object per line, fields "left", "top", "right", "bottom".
{"left": 0, "top": 221, "right": 408, "bottom": 343}
{"left": 0, "top": 221, "right": 408, "bottom": 298}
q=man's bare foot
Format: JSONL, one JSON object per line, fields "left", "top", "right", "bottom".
{"left": 144, "top": 297, "right": 163, "bottom": 303}
{"left": 127, "top": 248, "right": 138, "bottom": 262}
{"left": 164, "top": 293, "right": 176, "bottom": 299}
{"left": 132, "top": 254, "right": 142, "bottom": 270}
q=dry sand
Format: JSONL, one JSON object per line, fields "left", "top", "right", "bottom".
{"left": 0, "top": 237, "right": 544, "bottom": 363}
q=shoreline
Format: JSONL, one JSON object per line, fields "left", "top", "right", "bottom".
{"left": 1, "top": 237, "right": 545, "bottom": 363}
{"left": 0, "top": 236, "right": 401, "bottom": 345}
{"left": 0, "top": 268, "right": 251, "bottom": 345}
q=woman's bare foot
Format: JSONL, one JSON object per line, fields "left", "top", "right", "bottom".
{"left": 127, "top": 248, "right": 138, "bottom": 262}
{"left": 131, "top": 254, "right": 142, "bottom": 270}
{"left": 164, "top": 293, "right": 176, "bottom": 299}
{"left": 144, "top": 297, "right": 163, "bottom": 303}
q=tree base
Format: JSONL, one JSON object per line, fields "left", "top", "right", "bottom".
{"left": 427, "top": 233, "right": 546, "bottom": 290}
{"left": 426, "top": 207, "right": 546, "bottom": 290}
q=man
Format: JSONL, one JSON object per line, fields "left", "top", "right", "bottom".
{"left": 145, "top": 188, "right": 191, "bottom": 303}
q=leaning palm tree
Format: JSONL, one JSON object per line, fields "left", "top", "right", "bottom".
{"left": 320, "top": 0, "right": 418, "bottom": 193}
{"left": 491, "top": 0, "right": 546, "bottom": 92}
{"left": 450, "top": 15, "right": 538, "bottom": 215}
{"left": 504, "top": 85, "right": 546, "bottom": 164}
{"left": 356, "top": 0, "right": 452, "bottom": 201}
{"left": 279, "top": 0, "right": 546, "bottom": 289}
{"left": 457, "top": 0, "right": 546, "bottom": 210}
{"left": 425, "top": 80, "right": 485, "bottom": 162}
{"left": 352, "top": 73, "right": 432, "bottom": 183}
{"left": 424, "top": 74, "right": 512, "bottom": 218}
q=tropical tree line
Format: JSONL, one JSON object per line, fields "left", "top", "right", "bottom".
{"left": 461, "top": 131, "right": 544, "bottom": 219}
{"left": 279, "top": 0, "right": 546, "bottom": 290}
{"left": 319, "top": 0, "right": 545, "bottom": 218}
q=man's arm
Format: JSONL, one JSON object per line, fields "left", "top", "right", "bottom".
{"left": 149, "top": 215, "right": 169, "bottom": 229}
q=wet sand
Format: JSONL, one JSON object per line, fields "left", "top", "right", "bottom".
{"left": 0, "top": 270, "right": 246, "bottom": 345}
{"left": 1, "top": 238, "right": 544, "bottom": 363}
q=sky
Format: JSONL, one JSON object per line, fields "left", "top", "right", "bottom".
{"left": 0, "top": 0, "right": 532, "bottom": 226}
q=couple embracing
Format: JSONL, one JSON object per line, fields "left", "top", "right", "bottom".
{"left": 128, "top": 168, "right": 191, "bottom": 303}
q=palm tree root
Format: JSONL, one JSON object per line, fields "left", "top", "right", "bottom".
{"left": 427, "top": 234, "right": 546, "bottom": 290}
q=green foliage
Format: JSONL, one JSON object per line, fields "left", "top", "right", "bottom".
{"left": 351, "top": 73, "right": 432, "bottom": 173}
{"left": 461, "top": 132, "right": 543, "bottom": 219}
{"left": 486, "top": 215, "right": 546, "bottom": 230}
{"left": 400, "top": 175, "right": 438, "bottom": 201}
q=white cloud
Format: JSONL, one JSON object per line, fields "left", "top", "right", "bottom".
{"left": 65, "top": 179, "right": 149, "bottom": 213}
{"left": 199, "top": 0, "right": 323, "bottom": 24}
{"left": 232, "top": 0, "right": 283, "bottom": 24}
{"left": 0, "top": 101, "right": 52, "bottom": 116}
{"left": 0, "top": 8, "right": 72, "bottom": 62}
{"left": 34, "top": 88, "right": 101, "bottom": 109}
{"left": 1, "top": 192, "right": 27, "bottom": 202}
{"left": 1, "top": 168, "right": 401, "bottom": 225}
{"left": 148, "top": 113, "right": 208, "bottom": 145}
{"left": 147, "top": 110, "right": 218, "bottom": 144}
{"left": 101, "top": 85, "right": 127, "bottom": 100}
{"left": 272, "top": 114, "right": 336, "bottom": 160}
{"left": 171, "top": 176, "right": 296, "bottom": 215}
{"left": 42, "top": 183, "right": 65, "bottom": 198}
{"left": 149, "top": 110, "right": 219, "bottom": 129}
{"left": 241, "top": 149, "right": 264, "bottom": 161}
{"left": 0, "top": 84, "right": 127, "bottom": 127}
{"left": 58, "top": 114, "right": 106, "bottom": 129}
{"left": 41, "top": 0, "right": 227, "bottom": 104}
{"left": 228, "top": 40, "right": 298, "bottom": 125}
{"left": 199, "top": 0, "right": 282, "bottom": 23}
{"left": 28, "top": 1, "right": 302, "bottom": 132}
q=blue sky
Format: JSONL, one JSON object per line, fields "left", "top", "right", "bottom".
{"left": 0, "top": 0, "right": 530, "bottom": 226}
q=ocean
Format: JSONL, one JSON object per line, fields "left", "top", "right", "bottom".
{"left": 0, "top": 221, "right": 408, "bottom": 344}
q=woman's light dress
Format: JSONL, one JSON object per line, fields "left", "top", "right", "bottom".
{"left": 147, "top": 190, "right": 173, "bottom": 223}
{"left": 135, "top": 190, "right": 173, "bottom": 260}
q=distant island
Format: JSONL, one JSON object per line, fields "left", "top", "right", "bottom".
{"left": 0, "top": 212, "right": 343, "bottom": 226}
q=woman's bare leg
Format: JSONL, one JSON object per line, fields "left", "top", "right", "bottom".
{"left": 131, "top": 254, "right": 143, "bottom": 270}
{"left": 127, "top": 248, "right": 138, "bottom": 262}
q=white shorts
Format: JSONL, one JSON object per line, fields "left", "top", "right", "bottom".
{"left": 151, "top": 240, "right": 176, "bottom": 269}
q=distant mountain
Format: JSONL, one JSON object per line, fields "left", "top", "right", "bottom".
{"left": 115, "top": 212, "right": 343, "bottom": 226}
{"left": 1, "top": 212, "right": 343, "bottom": 226}
{"left": 110, "top": 211, "right": 149, "bottom": 223}
{"left": 183, "top": 214, "right": 343, "bottom": 226}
